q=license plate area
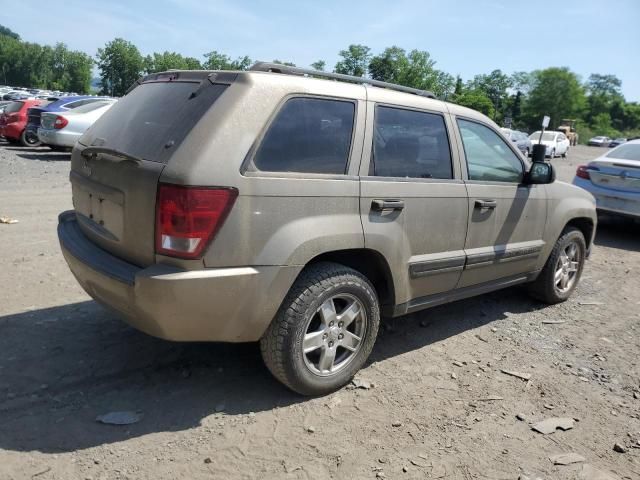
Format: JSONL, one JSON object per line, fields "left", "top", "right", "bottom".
{"left": 71, "top": 172, "right": 125, "bottom": 241}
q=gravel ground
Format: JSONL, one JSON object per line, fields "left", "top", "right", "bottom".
{"left": 0, "top": 142, "right": 639, "bottom": 480}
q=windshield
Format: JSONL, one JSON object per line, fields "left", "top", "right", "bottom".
{"left": 4, "top": 101, "right": 24, "bottom": 113}
{"left": 530, "top": 131, "right": 556, "bottom": 141}
{"left": 606, "top": 144, "right": 640, "bottom": 161}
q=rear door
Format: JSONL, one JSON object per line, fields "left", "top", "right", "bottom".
{"left": 70, "top": 72, "right": 230, "bottom": 267}
{"left": 359, "top": 99, "right": 468, "bottom": 309}
{"left": 452, "top": 117, "right": 546, "bottom": 287}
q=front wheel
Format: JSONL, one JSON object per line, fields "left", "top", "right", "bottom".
{"left": 260, "top": 262, "right": 380, "bottom": 396}
{"left": 527, "top": 227, "right": 586, "bottom": 304}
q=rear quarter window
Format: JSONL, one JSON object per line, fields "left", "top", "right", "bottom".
{"left": 251, "top": 97, "right": 356, "bottom": 175}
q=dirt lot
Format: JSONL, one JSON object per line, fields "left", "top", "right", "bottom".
{"left": 0, "top": 142, "right": 639, "bottom": 480}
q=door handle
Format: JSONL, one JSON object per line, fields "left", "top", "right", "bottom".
{"left": 474, "top": 199, "right": 497, "bottom": 210}
{"left": 372, "top": 199, "right": 405, "bottom": 211}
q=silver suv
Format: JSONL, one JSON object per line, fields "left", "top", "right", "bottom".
{"left": 58, "top": 63, "right": 597, "bottom": 395}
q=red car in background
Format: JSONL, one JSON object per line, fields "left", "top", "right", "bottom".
{"left": 0, "top": 99, "right": 45, "bottom": 146}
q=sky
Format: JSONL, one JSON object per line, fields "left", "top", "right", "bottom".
{"left": 4, "top": 0, "right": 640, "bottom": 100}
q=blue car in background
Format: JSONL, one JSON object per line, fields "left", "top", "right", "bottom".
{"left": 26, "top": 96, "right": 111, "bottom": 149}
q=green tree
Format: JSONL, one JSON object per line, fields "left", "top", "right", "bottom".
{"left": 454, "top": 89, "right": 495, "bottom": 118}
{"left": 96, "top": 38, "right": 144, "bottom": 96}
{"left": 522, "top": 67, "right": 586, "bottom": 130}
{"left": 310, "top": 60, "right": 326, "bottom": 71}
{"left": 590, "top": 112, "right": 619, "bottom": 137}
{"left": 509, "top": 90, "right": 523, "bottom": 126}
{"left": 202, "top": 51, "right": 251, "bottom": 70}
{"left": 453, "top": 75, "right": 463, "bottom": 97}
{"left": 334, "top": 44, "right": 371, "bottom": 77}
{"left": 587, "top": 74, "right": 622, "bottom": 98}
{"left": 368, "top": 47, "right": 454, "bottom": 97}
{"left": 510, "top": 71, "right": 538, "bottom": 95}
{"left": 144, "top": 51, "right": 202, "bottom": 73}
{"left": 468, "top": 69, "right": 512, "bottom": 120}
{"left": 0, "top": 24, "right": 20, "bottom": 40}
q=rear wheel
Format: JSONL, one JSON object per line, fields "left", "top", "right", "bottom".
{"left": 528, "top": 227, "right": 586, "bottom": 304}
{"left": 260, "top": 262, "right": 380, "bottom": 396}
{"left": 20, "top": 129, "right": 41, "bottom": 147}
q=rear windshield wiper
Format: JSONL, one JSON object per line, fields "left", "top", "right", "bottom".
{"left": 81, "top": 146, "right": 144, "bottom": 164}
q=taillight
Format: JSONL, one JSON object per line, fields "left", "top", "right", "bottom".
{"left": 54, "top": 115, "right": 68, "bottom": 129}
{"left": 155, "top": 184, "right": 238, "bottom": 259}
{"left": 576, "top": 165, "right": 597, "bottom": 179}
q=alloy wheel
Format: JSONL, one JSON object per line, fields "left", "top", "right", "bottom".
{"left": 554, "top": 241, "right": 581, "bottom": 293}
{"left": 302, "top": 293, "right": 367, "bottom": 376}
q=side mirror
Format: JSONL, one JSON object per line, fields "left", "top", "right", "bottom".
{"left": 526, "top": 162, "right": 555, "bottom": 185}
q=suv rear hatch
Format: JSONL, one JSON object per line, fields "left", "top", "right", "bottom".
{"left": 70, "top": 71, "right": 232, "bottom": 267}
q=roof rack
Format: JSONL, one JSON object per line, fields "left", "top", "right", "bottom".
{"left": 250, "top": 62, "right": 437, "bottom": 99}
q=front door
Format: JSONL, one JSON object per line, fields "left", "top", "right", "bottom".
{"left": 453, "top": 118, "right": 547, "bottom": 288}
{"left": 359, "top": 101, "right": 469, "bottom": 309}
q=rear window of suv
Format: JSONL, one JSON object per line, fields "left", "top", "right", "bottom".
{"left": 78, "top": 81, "right": 228, "bottom": 164}
{"left": 252, "top": 97, "right": 355, "bottom": 175}
{"left": 4, "top": 101, "right": 23, "bottom": 113}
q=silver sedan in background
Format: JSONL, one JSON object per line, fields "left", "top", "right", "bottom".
{"left": 573, "top": 139, "right": 640, "bottom": 220}
{"left": 37, "top": 99, "right": 117, "bottom": 149}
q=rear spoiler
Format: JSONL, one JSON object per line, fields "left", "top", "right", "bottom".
{"left": 124, "top": 71, "right": 238, "bottom": 95}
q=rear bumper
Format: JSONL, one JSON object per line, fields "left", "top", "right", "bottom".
{"left": 573, "top": 177, "right": 640, "bottom": 219}
{"left": 58, "top": 211, "right": 300, "bottom": 342}
{"left": 0, "top": 122, "right": 23, "bottom": 139}
{"left": 37, "top": 128, "right": 78, "bottom": 147}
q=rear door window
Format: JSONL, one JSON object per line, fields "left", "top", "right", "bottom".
{"left": 252, "top": 97, "right": 355, "bottom": 174}
{"left": 371, "top": 106, "right": 453, "bottom": 179}
{"left": 78, "top": 81, "right": 228, "bottom": 164}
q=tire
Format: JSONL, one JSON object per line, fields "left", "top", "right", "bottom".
{"left": 562, "top": 148, "right": 568, "bottom": 158}
{"left": 260, "top": 262, "right": 380, "bottom": 396}
{"left": 20, "top": 129, "right": 41, "bottom": 147}
{"left": 551, "top": 149, "right": 556, "bottom": 158}
{"left": 527, "top": 227, "right": 586, "bottom": 304}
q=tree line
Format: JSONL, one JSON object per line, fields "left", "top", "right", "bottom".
{"left": 0, "top": 26, "right": 93, "bottom": 94}
{"left": 1, "top": 24, "right": 638, "bottom": 140}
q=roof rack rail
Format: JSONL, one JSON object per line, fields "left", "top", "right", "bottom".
{"left": 250, "top": 62, "right": 437, "bottom": 99}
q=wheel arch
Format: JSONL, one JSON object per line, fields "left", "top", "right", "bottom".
{"left": 306, "top": 248, "right": 396, "bottom": 309}
{"left": 564, "top": 217, "right": 595, "bottom": 250}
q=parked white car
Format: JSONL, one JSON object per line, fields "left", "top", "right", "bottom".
{"left": 529, "top": 131, "right": 570, "bottom": 158}
{"left": 37, "top": 100, "right": 116, "bottom": 148}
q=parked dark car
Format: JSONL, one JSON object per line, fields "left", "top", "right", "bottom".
{"left": 26, "top": 96, "right": 111, "bottom": 150}
{"left": 501, "top": 128, "right": 533, "bottom": 156}
{"left": 608, "top": 138, "right": 627, "bottom": 148}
